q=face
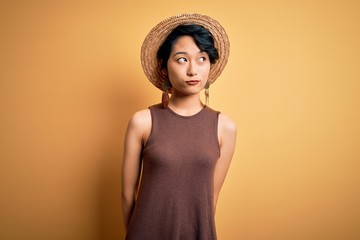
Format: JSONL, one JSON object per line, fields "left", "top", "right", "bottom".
{"left": 166, "top": 36, "right": 210, "bottom": 96}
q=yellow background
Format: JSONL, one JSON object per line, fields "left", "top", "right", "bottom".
{"left": 1, "top": 0, "right": 359, "bottom": 239}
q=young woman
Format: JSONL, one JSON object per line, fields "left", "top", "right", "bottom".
{"left": 122, "top": 13, "right": 237, "bottom": 240}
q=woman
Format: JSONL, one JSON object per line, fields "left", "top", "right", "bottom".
{"left": 122, "top": 13, "right": 237, "bottom": 240}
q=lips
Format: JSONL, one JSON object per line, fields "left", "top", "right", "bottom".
{"left": 185, "top": 80, "right": 200, "bottom": 85}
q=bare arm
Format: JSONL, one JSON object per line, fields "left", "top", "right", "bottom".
{"left": 213, "top": 113, "right": 237, "bottom": 212}
{"left": 121, "top": 109, "right": 151, "bottom": 229}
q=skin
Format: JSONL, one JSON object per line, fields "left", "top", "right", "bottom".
{"left": 121, "top": 36, "right": 237, "bottom": 230}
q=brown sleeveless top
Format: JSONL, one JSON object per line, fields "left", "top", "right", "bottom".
{"left": 126, "top": 104, "right": 221, "bottom": 240}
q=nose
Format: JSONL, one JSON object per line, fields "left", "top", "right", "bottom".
{"left": 187, "top": 61, "right": 197, "bottom": 76}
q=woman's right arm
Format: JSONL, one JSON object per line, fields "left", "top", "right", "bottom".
{"left": 121, "top": 109, "right": 151, "bottom": 229}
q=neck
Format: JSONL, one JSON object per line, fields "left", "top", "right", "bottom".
{"left": 168, "top": 92, "right": 204, "bottom": 116}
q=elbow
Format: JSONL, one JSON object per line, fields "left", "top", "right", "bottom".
{"left": 121, "top": 188, "right": 135, "bottom": 208}
{"left": 213, "top": 189, "right": 220, "bottom": 207}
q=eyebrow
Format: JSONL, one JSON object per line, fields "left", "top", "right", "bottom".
{"left": 173, "top": 51, "right": 188, "bottom": 56}
{"left": 172, "top": 50, "right": 205, "bottom": 57}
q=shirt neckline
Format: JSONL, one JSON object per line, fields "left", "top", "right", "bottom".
{"left": 165, "top": 105, "right": 207, "bottom": 118}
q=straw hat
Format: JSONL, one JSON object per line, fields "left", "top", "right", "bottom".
{"left": 141, "top": 13, "right": 230, "bottom": 91}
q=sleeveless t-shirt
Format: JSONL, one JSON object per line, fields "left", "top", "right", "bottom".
{"left": 126, "top": 103, "right": 221, "bottom": 240}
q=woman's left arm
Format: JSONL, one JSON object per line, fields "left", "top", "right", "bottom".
{"left": 213, "top": 113, "right": 237, "bottom": 212}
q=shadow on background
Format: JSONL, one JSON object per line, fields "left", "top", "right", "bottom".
{"left": 95, "top": 73, "right": 150, "bottom": 240}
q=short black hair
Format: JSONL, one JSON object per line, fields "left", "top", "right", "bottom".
{"left": 157, "top": 24, "right": 219, "bottom": 70}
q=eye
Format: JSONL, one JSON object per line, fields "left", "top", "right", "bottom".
{"left": 177, "top": 57, "right": 187, "bottom": 63}
{"left": 199, "top": 56, "right": 207, "bottom": 62}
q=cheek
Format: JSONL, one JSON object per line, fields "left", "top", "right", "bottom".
{"left": 168, "top": 65, "right": 186, "bottom": 78}
{"left": 167, "top": 62, "right": 177, "bottom": 73}
{"left": 202, "top": 64, "right": 211, "bottom": 77}
{"left": 167, "top": 67, "right": 178, "bottom": 79}
{"left": 167, "top": 68, "right": 182, "bottom": 84}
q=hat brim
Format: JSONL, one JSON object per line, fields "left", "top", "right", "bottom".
{"left": 141, "top": 13, "right": 230, "bottom": 91}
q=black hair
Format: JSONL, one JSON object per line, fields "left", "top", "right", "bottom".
{"left": 157, "top": 24, "right": 219, "bottom": 70}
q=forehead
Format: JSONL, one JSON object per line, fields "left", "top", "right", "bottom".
{"left": 171, "top": 36, "right": 201, "bottom": 53}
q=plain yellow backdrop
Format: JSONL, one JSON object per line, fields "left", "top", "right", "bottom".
{"left": 0, "top": 0, "right": 359, "bottom": 239}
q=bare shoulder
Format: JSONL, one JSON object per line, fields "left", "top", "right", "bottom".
{"left": 129, "top": 109, "right": 151, "bottom": 125}
{"left": 218, "top": 113, "right": 237, "bottom": 134}
{"left": 127, "top": 109, "right": 152, "bottom": 135}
